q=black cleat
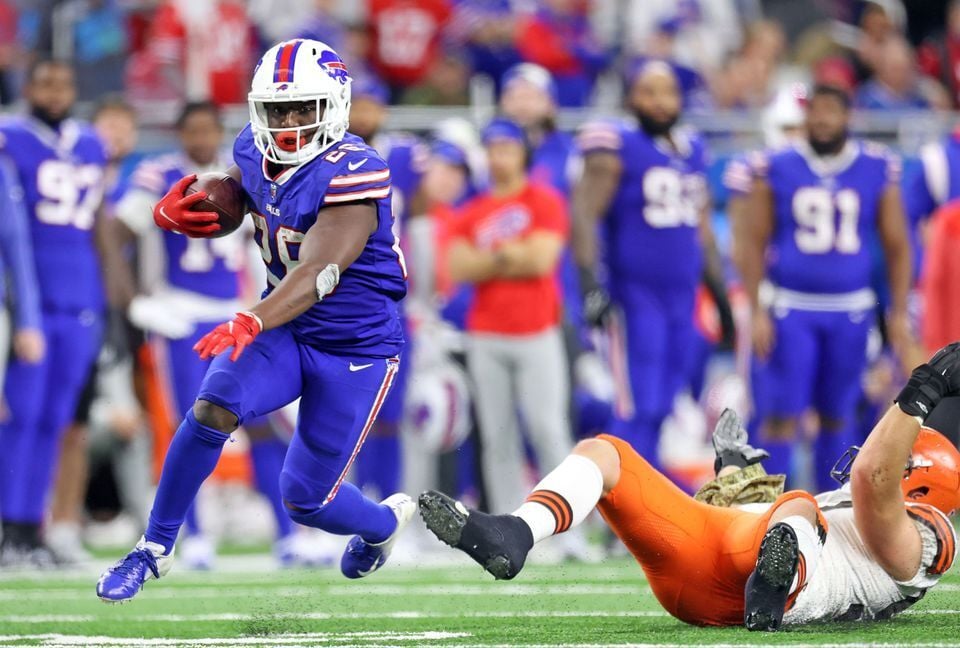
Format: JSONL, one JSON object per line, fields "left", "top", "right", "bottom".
{"left": 744, "top": 523, "right": 800, "bottom": 631}
{"left": 418, "top": 490, "right": 534, "bottom": 580}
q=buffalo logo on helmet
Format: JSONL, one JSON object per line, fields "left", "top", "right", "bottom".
{"left": 317, "top": 49, "right": 350, "bottom": 85}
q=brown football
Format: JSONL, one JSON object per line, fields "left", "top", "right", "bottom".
{"left": 184, "top": 172, "right": 248, "bottom": 238}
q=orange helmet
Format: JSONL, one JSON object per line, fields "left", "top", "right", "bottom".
{"left": 901, "top": 428, "right": 960, "bottom": 516}
{"left": 831, "top": 428, "right": 960, "bottom": 516}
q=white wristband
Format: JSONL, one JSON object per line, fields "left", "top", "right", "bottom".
{"left": 316, "top": 264, "right": 341, "bottom": 301}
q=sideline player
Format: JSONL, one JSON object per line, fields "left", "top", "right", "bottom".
{"left": 572, "top": 61, "right": 720, "bottom": 467}
{"left": 97, "top": 39, "right": 414, "bottom": 601}
{"left": 0, "top": 60, "right": 109, "bottom": 566}
{"left": 421, "top": 344, "right": 960, "bottom": 629}
{"left": 740, "top": 84, "right": 913, "bottom": 489}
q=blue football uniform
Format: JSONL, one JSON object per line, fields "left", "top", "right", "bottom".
{"left": 0, "top": 116, "right": 107, "bottom": 526}
{"left": 117, "top": 151, "right": 247, "bottom": 415}
{"left": 577, "top": 119, "right": 709, "bottom": 465}
{"left": 173, "top": 128, "right": 407, "bottom": 523}
{"left": 752, "top": 140, "right": 898, "bottom": 488}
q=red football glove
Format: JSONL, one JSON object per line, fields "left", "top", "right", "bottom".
{"left": 193, "top": 312, "right": 263, "bottom": 362}
{"left": 153, "top": 174, "right": 221, "bottom": 237}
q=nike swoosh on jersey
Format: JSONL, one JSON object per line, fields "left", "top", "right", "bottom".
{"left": 347, "top": 159, "right": 368, "bottom": 171}
{"left": 349, "top": 362, "right": 374, "bottom": 372}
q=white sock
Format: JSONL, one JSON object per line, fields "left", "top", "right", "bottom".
{"left": 779, "top": 515, "right": 825, "bottom": 595}
{"left": 512, "top": 454, "right": 604, "bottom": 544}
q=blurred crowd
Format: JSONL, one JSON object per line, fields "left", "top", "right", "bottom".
{"left": 2, "top": 0, "right": 960, "bottom": 112}
{"left": 4, "top": 0, "right": 960, "bottom": 569}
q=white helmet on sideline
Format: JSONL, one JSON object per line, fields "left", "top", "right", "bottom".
{"left": 248, "top": 39, "right": 352, "bottom": 165}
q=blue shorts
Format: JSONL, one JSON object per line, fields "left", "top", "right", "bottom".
{"left": 759, "top": 307, "right": 870, "bottom": 422}
{"left": 196, "top": 325, "right": 400, "bottom": 505}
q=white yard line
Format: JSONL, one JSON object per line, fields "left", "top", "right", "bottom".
{"left": 0, "top": 583, "right": 647, "bottom": 601}
{"left": 4, "top": 638, "right": 960, "bottom": 648}
{"left": 3, "top": 608, "right": 960, "bottom": 625}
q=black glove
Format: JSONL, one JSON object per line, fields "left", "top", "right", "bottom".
{"left": 896, "top": 342, "right": 960, "bottom": 420}
{"left": 579, "top": 267, "right": 612, "bottom": 328}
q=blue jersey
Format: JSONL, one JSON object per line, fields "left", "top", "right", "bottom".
{"left": 119, "top": 152, "right": 242, "bottom": 300}
{"left": 577, "top": 119, "right": 709, "bottom": 290}
{"left": 530, "top": 129, "right": 574, "bottom": 195}
{"left": 234, "top": 127, "right": 406, "bottom": 356}
{"left": 372, "top": 132, "right": 427, "bottom": 226}
{"left": 0, "top": 117, "right": 107, "bottom": 312}
{"left": 755, "top": 140, "right": 899, "bottom": 295}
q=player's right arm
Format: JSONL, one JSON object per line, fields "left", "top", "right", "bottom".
{"left": 571, "top": 123, "right": 622, "bottom": 325}
{"left": 0, "top": 155, "right": 44, "bottom": 363}
{"left": 852, "top": 344, "right": 960, "bottom": 581}
{"left": 740, "top": 161, "right": 775, "bottom": 360}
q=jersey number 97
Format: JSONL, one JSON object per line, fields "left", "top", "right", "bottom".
{"left": 35, "top": 160, "right": 104, "bottom": 230}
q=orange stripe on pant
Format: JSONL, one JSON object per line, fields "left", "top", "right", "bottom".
{"left": 594, "top": 433, "right": 825, "bottom": 627}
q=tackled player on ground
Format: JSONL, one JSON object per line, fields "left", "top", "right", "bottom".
{"left": 420, "top": 344, "right": 960, "bottom": 631}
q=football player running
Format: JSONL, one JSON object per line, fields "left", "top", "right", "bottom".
{"left": 420, "top": 344, "right": 960, "bottom": 630}
{"left": 97, "top": 39, "right": 414, "bottom": 602}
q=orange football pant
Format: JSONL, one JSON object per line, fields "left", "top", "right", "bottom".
{"left": 595, "top": 434, "right": 825, "bottom": 626}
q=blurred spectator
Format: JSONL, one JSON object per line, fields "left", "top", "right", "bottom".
{"left": 400, "top": 48, "right": 471, "bottom": 105}
{"left": 849, "top": 0, "right": 902, "bottom": 84}
{"left": 447, "top": 0, "right": 518, "bottom": 91}
{"left": 294, "top": 0, "right": 347, "bottom": 55}
{"left": 449, "top": 118, "right": 571, "bottom": 513}
{"left": 854, "top": 38, "right": 936, "bottom": 110}
{"left": 922, "top": 198, "right": 960, "bottom": 355}
{"left": 625, "top": 0, "right": 742, "bottom": 77}
{"left": 918, "top": 0, "right": 960, "bottom": 109}
{"left": 127, "top": 0, "right": 256, "bottom": 106}
{"left": 367, "top": 0, "right": 452, "bottom": 97}
{"left": 709, "top": 20, "right": 787, "bottom": 111}
{"left": 514, "top": 0, "right": 608, "bottom": 107}
{"left": 0, "top": 0, "right": 18, "bottom": 104}
{"left": 58, "top": 0, "right": 128, "bottom": 101}
{"left": 813, "top": 57, "right": 857, "bottom": 94}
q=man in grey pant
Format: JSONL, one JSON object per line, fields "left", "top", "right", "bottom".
{"left": 447, "top": 117, "right": 572, "bottom": 513}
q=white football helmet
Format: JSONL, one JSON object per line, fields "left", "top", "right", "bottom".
{"left": 403, "top": 360, "right": 471, "bottom": 454}
{"left": 248, "top": 39, "right": 352, "bottom": 165}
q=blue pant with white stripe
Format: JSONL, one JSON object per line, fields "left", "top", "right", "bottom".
{"left": 144, "top": 324, "right": 400, "bottom": 553}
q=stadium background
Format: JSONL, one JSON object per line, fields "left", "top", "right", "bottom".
{"left": 4, "top": 0, "right": 960, "bottom": 645}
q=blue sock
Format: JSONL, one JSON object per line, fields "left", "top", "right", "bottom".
{"left": 250, "top": 437, "right": 293, "bottom": 539}
{"left": 814, "top": 424, "right": 853, "bottom": 493}
{"left": 145, "top": 411, "right": 230, "bottom": 554}
{"left": 358, "top": 433, "right": 401, "bottom": 499}
{"left": 183, "top": 502, "right": 201, "bottom": 536}
{"left": 283, "top": 481, "right": 396, "bottom": 544}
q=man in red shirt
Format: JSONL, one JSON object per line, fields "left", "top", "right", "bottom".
{"left": 448, "top": 118, "right": 571, "bottom": 514}
{"left": 922, "top": 199, "right": 960, "bottom": 354}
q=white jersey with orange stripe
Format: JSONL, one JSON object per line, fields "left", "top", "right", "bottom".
{"left": 782, "top": 484, "right": 957, "bottom": 624}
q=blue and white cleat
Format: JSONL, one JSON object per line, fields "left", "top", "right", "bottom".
{"left": 340, "top": 493, "right": 416, "bottom": 579}
{"left": 96, "top": 537, "right": 173, "bottom": 603}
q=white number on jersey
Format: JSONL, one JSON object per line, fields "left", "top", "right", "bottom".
{"left": 792, "top": 187, "right": 861, "bottom": 255}
{"left": 35, "top": 160, "right": 104, "bottom": 229}
{"left": 179, "top": 236, "right": 243, "bottom": 273}
{"left": 642, "top": 167, "right": 702, "bottom": 228}
{"left": 252, "top": 212, "right": 305, "bottom": 286}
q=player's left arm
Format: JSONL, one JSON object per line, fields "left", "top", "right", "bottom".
{"left": 877, "top": 182, "right": 916, "bottom": 358}
{"left": 852, "top": 344, "right": 960, "bottom": 581}
{"left": 194, "top": 201, "right": 377, "bottom": 361}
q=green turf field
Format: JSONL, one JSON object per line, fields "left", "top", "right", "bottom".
{"left": 2, "top": 556, "right": 960, "bottom": 647}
